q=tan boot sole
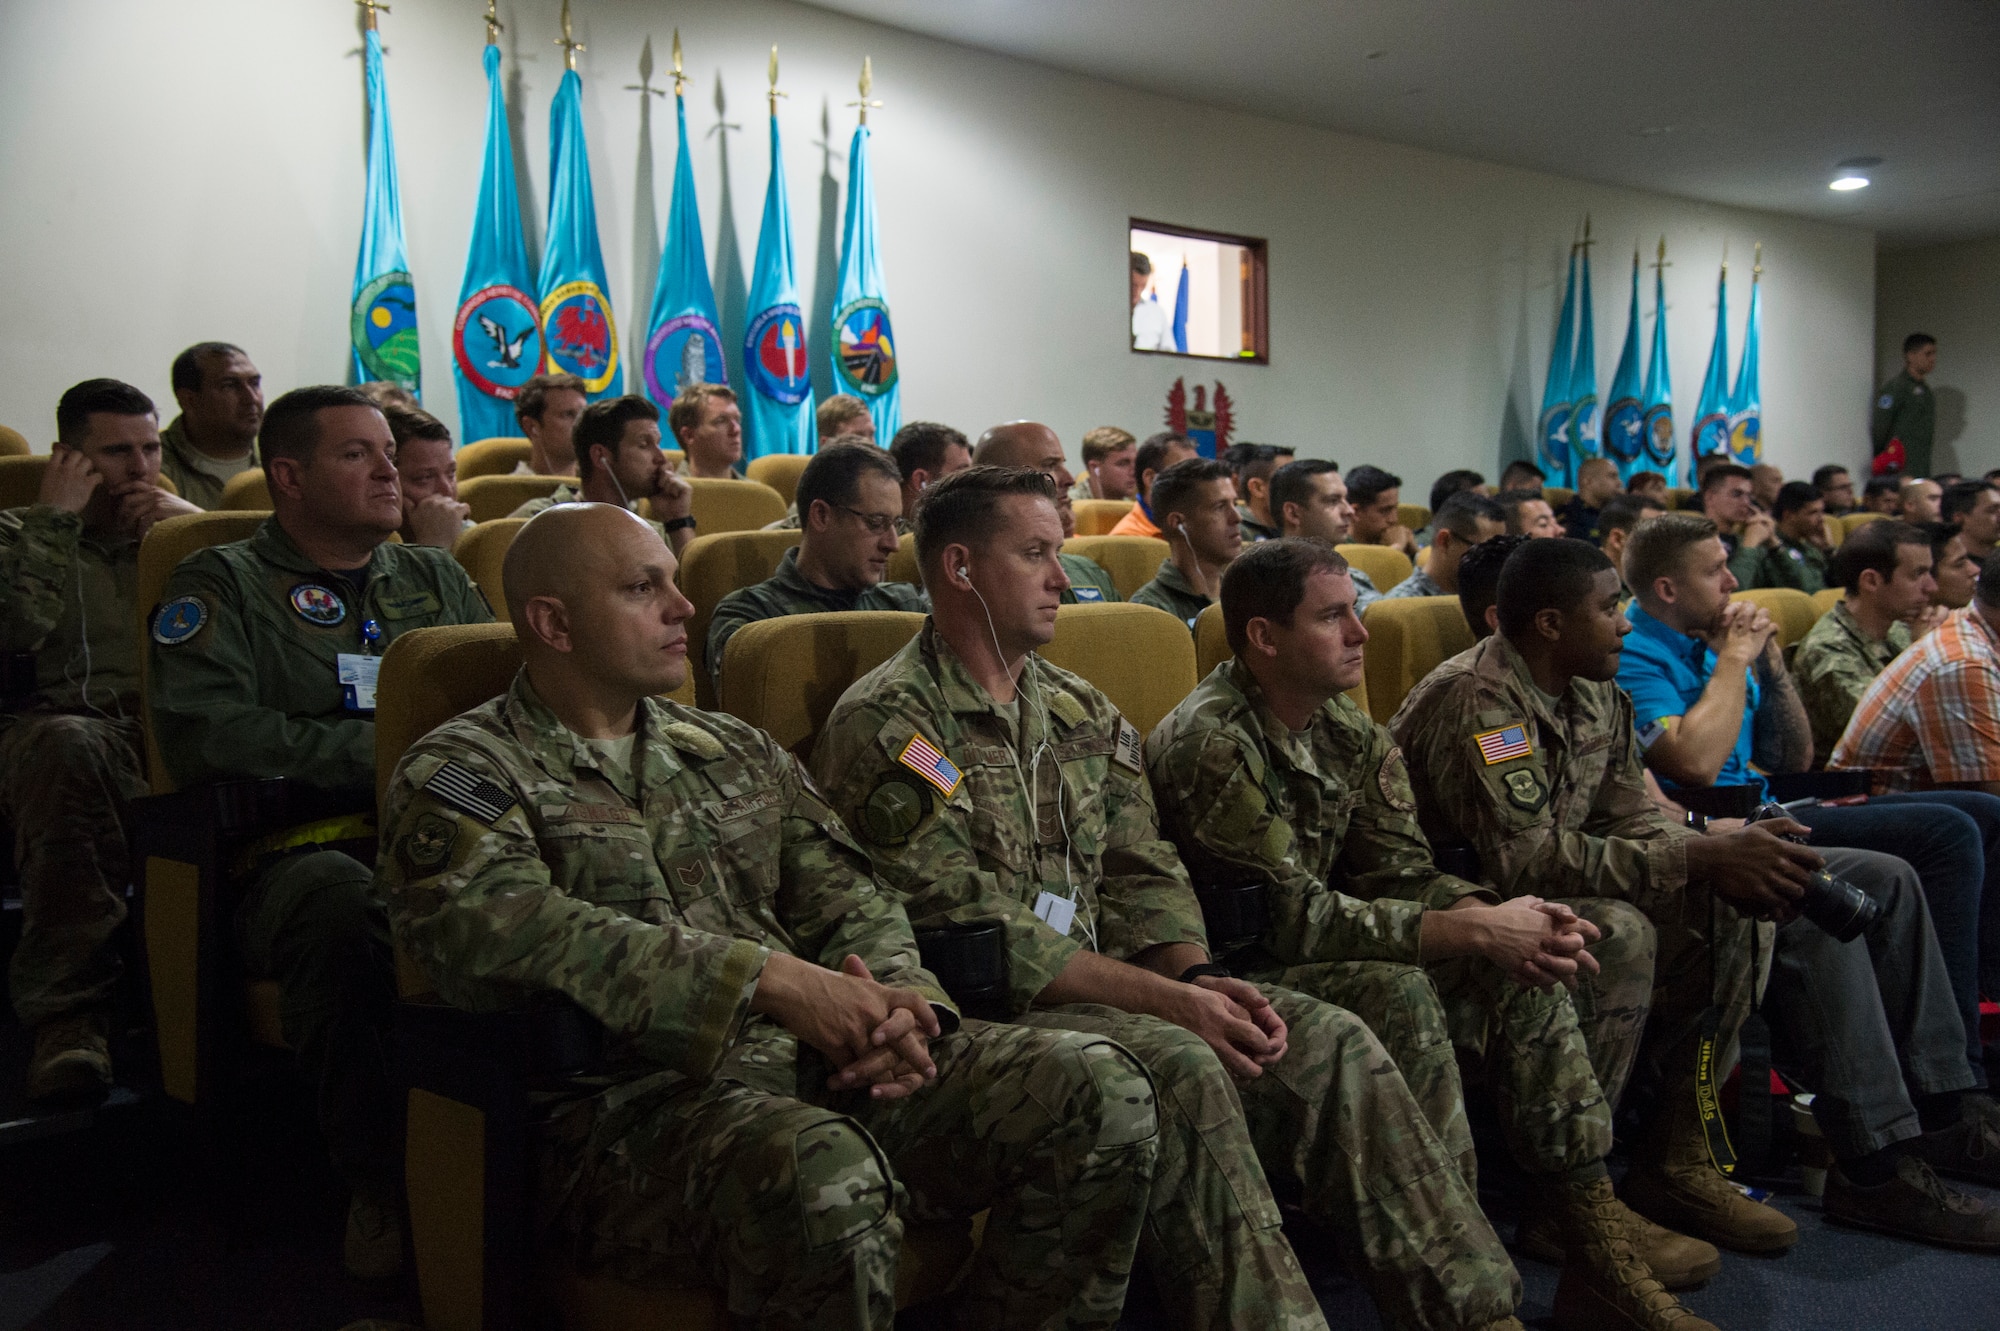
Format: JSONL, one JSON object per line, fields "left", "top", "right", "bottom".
{"left": 1623, "top": 1172, "right": 1798, "bottom": 1253}
{"left": 1516, "top": 1212, "right": 1720, "bottom": 1289}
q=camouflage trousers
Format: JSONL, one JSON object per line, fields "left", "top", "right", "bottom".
{"left": 1258, "top": 961, "right": 1612, "bottom": 1189}
{"left": 1550, "top": 889, "right": 1754, "bottom": 1113}
{"left": 541, "top": 1020, "right": 1157, "bottom": 1331}
{"left": 1023, "top": 987, "right": 1520, "bottom": 1331}
{"left": 1, "top": 712, "right": 146, "bottom": 1028}
{"left": 238, "top": 848, "right": 397, "bottom": 1193}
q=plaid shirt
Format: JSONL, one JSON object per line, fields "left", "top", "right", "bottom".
{"left": 1829, "top": 605, "right": 2000, "bottom": 784}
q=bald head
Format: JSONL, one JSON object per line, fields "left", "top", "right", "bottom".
{"left": 503, "top": 503, "right": 648, "bottom": 628}
{"left": 975, "top": 421, "right": 1063, "bottom": 471}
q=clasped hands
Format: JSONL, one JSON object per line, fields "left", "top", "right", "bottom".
{"left": 753, "top": 951, "right": 943, "bottom": 1101}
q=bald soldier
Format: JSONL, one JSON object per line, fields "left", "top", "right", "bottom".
{"left": 813, "top": 466, "right": 1529, "bottom": 1331}
{"left": 377, "top": 504, "right": 1159, "bottom": 1329}
{"left": 1147, "top": 539, "right": 1719, "bottom": 1331}
{"left": 972, "top": 421, "right": 1120, "bottom": 604}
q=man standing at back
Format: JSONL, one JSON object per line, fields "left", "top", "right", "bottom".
{"left": 161, "top": 342, "right": 264, "bottom": 509}
{"left": 147, "top": 385, "right": 495, "bottom": 1277}
{"left": 812, "top": 465, "right": 1530, "bottom": 1331}
{"left": 1873, "top": 333, "right": 1937, "bottom": 478}
{"left": 706, "top": 443, "right": 928, "bottom": 690}
{"left": 3, "top": 380, "right": 198, "bottom": 1103}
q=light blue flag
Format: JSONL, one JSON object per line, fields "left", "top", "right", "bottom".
{"left": 539, "top": 68, "right": 622, "bottom": 400}
{"left": 642, "top": 88, "right": 727, "bottom": 406}
{"left": 1537, "top": 243, "right": 1579, "bottom": 487}
{"left": 1602, "top": 248, "right": 1646, "bottom": 482}
{"left": 452, "top": 41, "right": 541, "bottom": 443}
{"left": 351, "top": 26, "right": 419, "bottom": 394}
{"left": 1639, "top": 239, "right": 1676, "bottom": 479}
{"left": 1568, "top": 237, "right": 1600, "bottom": 470}
{"left": 830, "top": 118, "right": 901, "bottom": 442}
{"left": 1171, "top": 261, "right": 1190, "bottom": 354}
{"left": 1727, "top": 257, "right": 1762, "bottom": 466}
{"left": 1689, "top": 260, "right": 1732, "bottom": 481}
{"left": 743, "top": 107, "right": 814, "bottom": 457}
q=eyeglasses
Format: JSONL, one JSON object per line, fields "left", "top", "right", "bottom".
{"left": 836, "top": 505, "right": 901, "bottom": 535}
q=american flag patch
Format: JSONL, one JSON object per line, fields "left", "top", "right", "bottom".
{"left": 897, "top": 734, "right": 963, "bottom": 798}
{"left": 1474, "top": 725, "right": 1533, "bottom": 766}
{"left": 424, "top": 762, "right": 516, "bottom": 825}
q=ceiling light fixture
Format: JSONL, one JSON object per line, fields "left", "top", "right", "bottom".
{"left": 1831, "top": 156, "right": 1882, "bottom": 192}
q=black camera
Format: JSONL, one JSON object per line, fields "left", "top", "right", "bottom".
{"left": 1748, "top": 802, "right": 1883, "bottom": 943}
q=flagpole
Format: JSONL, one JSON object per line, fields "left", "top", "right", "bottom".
{"left": 556, "top": 0, "right": 584, "bottom": 71}
{"left": 356, "top": 0, "right": 389, "bottom": 33}
{"left": 848, "top": 56, "right": 884, "bottom": 126}
{"left": 482, "top": 0, "right": 500, "bottom": 45}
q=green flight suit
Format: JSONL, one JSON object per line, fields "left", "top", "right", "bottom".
{"left": 1740, "top": 536, "right": 1831, "bottom": 594}
{"left": 1058, "top": 552, "right": 1119, "bottom": 605}
{"left": 1871, "top": 370, "right": 1935, "bottom": 478}
{"left": 1390, "top": 634, "right": 1754, "bottom": 1118}
{"left": 158, "top": 415, "right": 259, "bottom": 512}
{"left": 1147, "top": 659, "right": 1614, "bottom": 1189}
{"left": 1790, "top": 601, "right": 1911, "bottom": 762}
{"left": 1129, "top": 559, "right": 1212, "bottom": 631}
{"left": 811, "top": 622, "right": 1522, "bottom": 1331}
{"left": 147, "top": 515, "right": 493, "bottom": 1190}
{"left": 378, "top": 675, "right": 1157, "bottom": 1330}
{"left": 705, "top": 548, "right": 929, "bottom": 687}
{"left": 0, "top": 505, "right": 148, "bottom": 1028}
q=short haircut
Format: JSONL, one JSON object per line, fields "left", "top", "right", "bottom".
{"left": 1457, "top": 534, "right": 1528, "bottom": 637}
{"left": 1772, "top": 480, "right": 1822, "bottom": 519}
{"left": 383, "top": 406, "right": 452, "bottom": 452}
{"left": 1577, "top": 456, "right": 1619, "bottom": 482}
{"left": 56, "top": 378, "right": 156, "bottom": 444}
{"left": 1812, "top": 464, "right": 1851, "bottom": 491}
{"left": 169, "top": 342, "right": 248, "bottom": 394}
{"left": 572, "top": 394, "right": 659, "bottom": 482}
{"left": 1135, "top": 431, "right": 1197, "bottom": 484}
{"left": 665, "top": 382, "right": 736, "bottom": 444}
{"left": 1269, "top": 458, "right": 1339, "bottom": 521}
{"left": 512, "top": 372, "right": 586, "bottom": 427}
{"left": 1942, "top": 479, "right": 1998, "bottom": 524}
{"left": 816, "top": 393, "right": 870, "bottom": 437}
{"left": 355, "top": 380, "right": 419, "bottom": 413}
{"left": 1864, "top": 476, "right": 1901, "bottom": 502}
{"left": 1495, "top": 488, "right": 1548, "bottom": 533}
{"left": 1496, "top": 537, "right": 1615, "bottom": 637}
{"left": 1904, "top": 332, "right": 1936, "bottom": 355}
{"left": 1699, "top": 462, "right": 1753, "bottom": 495}
{"left": 1624, "top": 513, "right": 1719, "bottom": 593}
{"left": 888, "top": 421, "right": 970, "bottom": 482}
{"left": 1130, "top": 252, "right": 1152, "bottom": 277}
{"left": 1225, "top": 442, "right": 1288, "bottom": 487}
{"left": 1627, "top": 470, "right": 1666, "bottom": 493}
{"left": 912, "top": 465, "right": 1058, "bottom": 576}
{"left": 1432, "top": 489, "right": 1504, "bottom": 542}
{"left": 1220, "top": 537, "right": 1351, "bottom": 655}
{"left": 1978, "top": 551, "right": 2000, "bottom": 608}
{"left": 259, "top": 385, "right": 379, "bottom": 466}
{"left": 1150, "top": 457, "right": 1233, "bottom": 525}
{"left": 1917, "top": 520, "right": 1962, "bottom": 567}
{"left": 1831, "top": 519, "right": 1928, "bottom": 596}
{"left": 796, "top": 441, "right": 902, "bottom": 518}
{"left": 1501, "top": 460, "right": 1547, "bottom": 486}
{"left": 1596, "top": 494, "right": 1663, "bottom": 539}
{"left": 1080, "top": 426, "right": 1136, "bottom": 465}
{"left": 1428, "top": 469, "right": 1486, "bottom": 516}
{"left": 1344, "top": 464, "right": 1400, "bottom": 506}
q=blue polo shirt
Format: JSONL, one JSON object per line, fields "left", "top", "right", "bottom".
{"left": 1616, "top": 601, "right": 1767, "bottom": 796}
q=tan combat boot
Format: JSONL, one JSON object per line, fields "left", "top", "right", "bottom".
{"left": 1516, "top": 1190, "right": 1721, "bottom": 1288}
{"left": 1623, "top": 1084, "right": 1798, "bottom": 1254}
{"left": 1548, "top": 1174, "right": 1718, "bottom": 1331}
{"left": 26, "top": 1010, "right": 113, "bottom": 1105}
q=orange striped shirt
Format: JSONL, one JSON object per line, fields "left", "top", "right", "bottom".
{"left": 1829, "top": 605, "right": 2000, "bottom": 784}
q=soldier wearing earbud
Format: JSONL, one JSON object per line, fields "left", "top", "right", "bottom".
{"left": 1132, "top": 458, "right": 1243, "bottom": 631}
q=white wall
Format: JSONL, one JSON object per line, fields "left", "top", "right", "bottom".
{"left": 1876, "top": 237, "right": 2000, "bottom": 475}
{"left": 0, "top": 0, "right": 1879, "bottom": 490}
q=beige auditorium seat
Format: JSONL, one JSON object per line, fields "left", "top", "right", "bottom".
{"left": 676, "top": 529, "right": 804, "bottom": 708}
{"left": 218, "top": 468, "right": 271, "bottom": 511}
{"left": 454, "top": 436, "right": 539, "bottom": 479}
{"left": 1063, "top": 536, "right": 1171, "bottom": 600}
{"left": 0, "top": 424, "right": 31, "bottom": 457}
{"left": 459, "top": 474, "right": 564, "bottom": 524}
{"left": 1071, "top": 499, "right": 1133, "bottom": 535}
{"left": 1337, "top": 542, "right": 1412, "bottom": 593}
{"left": 1194, "top": 603, "right": 1368, "bottom": 716}
{"left": 1397, "top": 502, "right": 1431, "bottom": 533}
{"left": 1360, "top": 594, "right": 1474, "bottom": 725}
{"left": 746, "top": 453, "right": 810, "bottom": 506}
{"left": 1038, "top": 602, "right": 1197, "bottom": 736}
{"left": 719, "top": 610, "right": 926, "bottom": 756}
{"left": 684, "top": 477, "right": 786, "bottom": 535}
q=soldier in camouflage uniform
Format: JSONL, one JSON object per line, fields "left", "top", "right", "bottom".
{"left": 379, "top": 503, "right": 1157, "bottom": 1329}
{"left": 2, "top": 380, "right": 201, "bottom": 1102}
{"left": 707, "top": 444, "right": 928, "bottom": 690}
{"left": 967, "top": 420, "right": 1121, "bottom": 605}
{"left": 813, "top": 468, "right": 1529, "bottom": 1331}
{"left": 1392, "top": 538, "right": 1808, "bottom": 1259}
{"left": 1130, "top": 459, "right": 1241, "bottom": 632}
{"left": 148, "top": 386, "right": 494, "bottom": 1276}
{"left": 1148, "top": 539, "right": 1723, "bottom": 1331}
{"left": 1787, "top": 518, "right": 1928, "bottom": 759}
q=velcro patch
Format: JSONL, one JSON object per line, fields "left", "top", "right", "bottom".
{"left": 423, "top": 762, "right": 515, "bottom": 825}
{"left": 1377, "top": 746, "right": 1417, "bottom": 813}
{"left": 662, "top": 721, "right": 724, "bottom": 760}
{"left": 1474, "top": 724, "right": 1533, "bottom": 765}
{"left": 862, "top": 775, "right": 932, "bottom": 846}
{"left": 1113, "top": 718, "right": 1144, "bottom": 774}
{"left": 897, "top": 733, "right": 963, "bottom": 798}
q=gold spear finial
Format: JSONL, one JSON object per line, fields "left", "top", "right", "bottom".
{"left": 670, "top": 28, "right": 687, "bottom": 98}
{"left": 556, "top": 0, "right": 584, "bottom": 71}
{"left": 767, "top": 46, "right": 787, "bottom": 114}
{"left": 1752, "top": 241, "right": 1763, "bottom": 280}
{"left": 1651, "top": 235, "right": 1670, "bottom": 271}
{"left": 1720, "top": 239, "right": 1729, "bottom": 280}
{"left": 356, "top": 0, "right": 390, "bottom": 34}
{"left": 847, "top": 56, "right": 884, "bottom": 125}
{"left": 482, "top": 0, "right": 501, "bottom": 44}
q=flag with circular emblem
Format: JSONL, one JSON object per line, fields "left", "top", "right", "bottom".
{"left": 538, "top": 66, "right": 622, "bottom": 399}
{"left": 351, "top": 26, "right": 420, "bottom": 394}
{"left": 743, "top": 107, "right": 814, "bottom": 457}
{"left": 453, "top": 39, "right": 541, "bottom": 443}
{"left": 830, "top": 117, "right": 900, "bottom": 443}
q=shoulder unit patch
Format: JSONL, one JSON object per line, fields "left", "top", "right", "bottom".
{"left": 1113, "top": 718, "right": 1145, "bottom": 774}
{"left": 151, "top": 595, "right": 209, "bottom": 646}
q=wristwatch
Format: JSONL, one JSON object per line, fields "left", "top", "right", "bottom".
{"left": 1179, "top": 962, "right": 1233, "bottom": 984}
{"left": 660, "top": 515, "right": 698, "bottom": 533}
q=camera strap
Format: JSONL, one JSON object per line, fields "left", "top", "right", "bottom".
{"left": 1698, "top": 887, "right": 1778, "bottom": 1177}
